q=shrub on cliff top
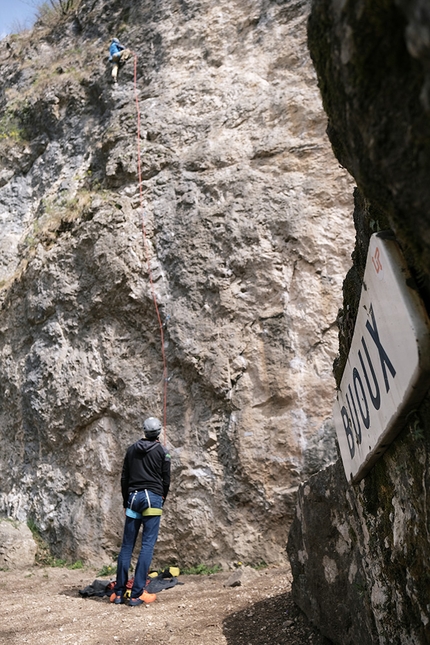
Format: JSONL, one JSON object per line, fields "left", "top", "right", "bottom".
{"left": 36, "top": 0, "right": 82, "bottom": 28}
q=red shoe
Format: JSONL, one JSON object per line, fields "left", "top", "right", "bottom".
{"left": 129, "top": 590, "right": 156, "bottom": 606}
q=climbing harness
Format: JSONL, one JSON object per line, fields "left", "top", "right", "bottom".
{"left": 127, "top": 489, "right": 163, "bottom": 518}
{"left": 126, "top": 507, "right": 163, "bottom": 518}
{"left": 133, "top": 53, "right": 168, "bottom": 446}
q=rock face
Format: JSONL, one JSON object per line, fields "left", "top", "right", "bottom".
{"left": 288, "top": 1, "right": 430, "bottom": 643}
{"left": 0, "top": 519, "right": 37, "bottom": 569}
{"left": 0, "top": 0, "right": 354, "bottom": 566}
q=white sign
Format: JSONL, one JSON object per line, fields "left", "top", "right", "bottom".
{"left": 333, "top": 232, "right": 430, "bottom": 483}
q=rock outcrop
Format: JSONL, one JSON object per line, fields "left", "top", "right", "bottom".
{"left": 0, "top": 519, "right": 37, "bottom": 569}
{"left": 0, "top": 0, "right": 354, "bottom": 567}
{"left": 288, "top": 1, "right": 430, "bottom": 643}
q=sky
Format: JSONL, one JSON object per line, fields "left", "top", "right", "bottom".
{"left": 0, "top": 0, "right": 38, "bottom": 38}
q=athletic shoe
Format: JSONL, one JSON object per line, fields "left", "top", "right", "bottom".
{"left": 129, "top": 591, "right": 157, "bottom": 606}
{"left": 110, "top": 593, "right": 124, "bottom": 604}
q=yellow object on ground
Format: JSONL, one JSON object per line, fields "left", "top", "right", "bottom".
{"left": 148, "top": 566, "right": 180, "bottom": 578}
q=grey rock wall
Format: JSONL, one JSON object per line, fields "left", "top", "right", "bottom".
{"left": 0, "top": 519, "right": 37, "bottom": 569}
{"left": 288, "top": 1, "right": 430, "bottom": 643}
{"left": 0, "top": 0, "right": 354, "bottom": 567}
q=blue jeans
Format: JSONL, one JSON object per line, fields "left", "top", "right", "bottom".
{"left": 114, "top": 490, "right": 162, "bottom": 599}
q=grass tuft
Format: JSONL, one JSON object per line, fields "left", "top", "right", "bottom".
{"left": 97, "top": 564, "right": 117, "bottom": 577}
{"left": 181, "top": 563, "right": 222, "bottom": 575}
{"left": 27, "top": 519, "right": 84, "bottom": 569}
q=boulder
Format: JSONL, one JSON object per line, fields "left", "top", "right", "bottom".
{"left": 224, "top": 566, "right": 261, "bottom": 588}
{"left": 0, "top": 519, "right": 37, "bottom": 570}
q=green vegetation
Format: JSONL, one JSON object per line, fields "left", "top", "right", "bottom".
{"left": 27, "top": 519, "right": 84, "bottom": 569}
{"left": 97, "top": 563, "right": 117, "bottom": 577}
{"left": 22, "top": 188, "right": 97, "bottom": 252}
{"left": 181, "top": 563, "right": 222, "bottom": 575}
{"left": 1, "top": 518, "right": 19, "bottom": 529}
{"left": 407, "top": 411, "right": 425, "bottom": 440}
{"left": 50, "top": 558, "right": 67, "bottom": 567}
{"left": 251, "top": 560, "right": 268, "bottom": 570}
{"left": 0, "top": 94, "right": 44, "bottom": 146}
{"left": 175, "top": 561, "right": 266, "bottom": 576}
{"left": 354, "top": 580, "right": 368, "bottom": 599}
{"left": 0, "top": 109, "right": 25, "bottom": 142}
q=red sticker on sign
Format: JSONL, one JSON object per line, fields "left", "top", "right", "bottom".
{"left": 372, "top": 246, "right": 382, "bottom": 273}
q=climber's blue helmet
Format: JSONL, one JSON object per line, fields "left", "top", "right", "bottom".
{"left": 112, "top": 37, "right": 120, "bottom": 43}
{"left": 143, "top": 417, "right": 162, "bottom": 439}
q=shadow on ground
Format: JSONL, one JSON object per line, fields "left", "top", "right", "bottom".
{"left": 223, "top": 591, "right": 333, "bottom": 645}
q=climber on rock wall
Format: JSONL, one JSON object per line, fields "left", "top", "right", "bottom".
{"left": 109, "top": 37, "right": 131, "bottom": 84}
{"left": 110, "top": 417, "right": 171, "bottom": 607}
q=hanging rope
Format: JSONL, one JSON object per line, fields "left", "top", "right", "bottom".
{"left": 133, "top": 53, "right": 168, "bottom": 446}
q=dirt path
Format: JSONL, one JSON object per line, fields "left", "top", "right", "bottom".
{"left": 1, "top": 565, "right": 332, "bottom": 645}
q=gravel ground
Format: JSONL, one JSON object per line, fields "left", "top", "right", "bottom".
{"left": 0, "top": 565, "right": 333, "bottom": 645}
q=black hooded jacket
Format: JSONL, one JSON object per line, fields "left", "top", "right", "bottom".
{"left": 121, "top": 438, "right": 171, "bottom": 507}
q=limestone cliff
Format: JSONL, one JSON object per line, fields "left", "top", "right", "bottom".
{"left": 288, "top": 1, "right": 430, "bottom": 643}
{"left": 0, "top": 0, "right": 354, "bottom": 567}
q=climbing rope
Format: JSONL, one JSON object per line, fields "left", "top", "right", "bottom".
{"left": 133, "top": 53, "right": 168, "bottom": 446}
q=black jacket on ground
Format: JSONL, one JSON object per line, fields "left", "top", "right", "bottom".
{"left": 121, "top": 438, "right": 171, "bottom": 507}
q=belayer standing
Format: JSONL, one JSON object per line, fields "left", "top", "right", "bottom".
{"left": 109, "top": 37, "right": 131, "bottom": 84}
{"left": 111, "top": 417, "right": 171, "bottom": 606}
